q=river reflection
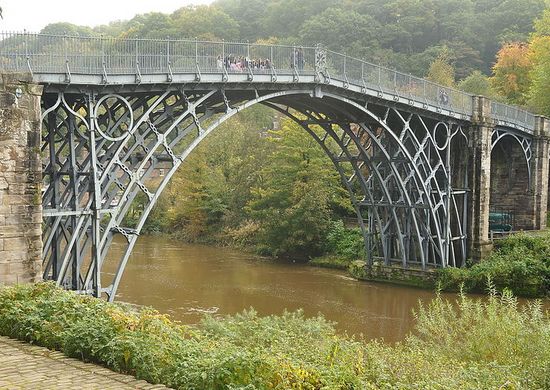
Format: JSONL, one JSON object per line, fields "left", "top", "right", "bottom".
{"left": 104, "top": 235, "right": 456, "bottom": 342}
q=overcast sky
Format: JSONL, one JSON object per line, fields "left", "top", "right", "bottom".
{"left": 0, "top": 0, "right": 215, "bottom": 32}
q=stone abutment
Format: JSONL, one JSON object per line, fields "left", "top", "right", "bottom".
{"left": 0, "top": 73, "right": 42, "bottom": 286}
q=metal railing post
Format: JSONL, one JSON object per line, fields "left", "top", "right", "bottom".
{"left": 135, "top": 39, "right": 141, "bottom": 83}
{"left": 166, "top": 38, "right": 173, "bottom": 82}
{"left": 221, "top": 39, "right": 228, "bottom": 82}
{"left": 343, "top": 55, "right": 349, "bottom": 88}
{"left": 423, "top": 80, "right": 427, "bottom": 104}
{"left": 194, "top": 37, "right": 201, "bottom": 81}
{"left": 361, "top": 61, "right": 366, "bottom": 91}
{"left": 24, "top": 30, "right": 32, "bottom": 75}
{"left": 270, "top": 45, "right": 277, "bottom": 82}
{"left": 63, "top": 33, "right": 71, "bottom": 83}
{"left": 246, "top": 40, "right": 253, "bottom": 81}
{"left": 101, "top": 35, "right": 107, "bottom": 83}
{"left": 195, "top": 37, "right": 198, "bottom": 68}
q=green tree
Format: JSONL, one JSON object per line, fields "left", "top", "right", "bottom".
{"left": 247, "top": 120, "right": 349, "bottom": 257}
{"left": 121, "top": 12, "right": 173, "bottom": 39}
{"left": 41, "top": 22, "right": 95, "bottom": 36}
{"left": 534, "top": 0, "right": 550, "bottom": 36}
{"left": 156, "top": 107, "right": 272, "bottom": 241}
{"left": 528, "top": 36, "right": 550, "bottom": 115}
{"left": 299, "top": 8, "right": 379, "bottom": 54}
{"left": 426, "top": 50, "right": 455, "bottom": 86}
{"left": 459, "top": 70, "right": 493, "bottom": 96}
{"left": 170, "top": 5, "right": 240, "bottom": 40}
{"left": 214, "top": 0, "right": 271, "bottom": 41}
{"left": 490, "top": 42, "right": 532, "bottom": 105}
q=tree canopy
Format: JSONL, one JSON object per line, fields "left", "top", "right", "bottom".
{"left": 42, "top": 0, "right": 545, "bottom": 80}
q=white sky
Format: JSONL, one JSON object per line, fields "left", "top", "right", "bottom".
{"left": 0, "top": 0, "right": 215, "bottom": 32}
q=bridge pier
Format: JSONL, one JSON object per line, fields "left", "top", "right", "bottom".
{"left": 532, "top": 116, "right": 550, "bottom": 230}
{"left": 0, "top": 73, "right": 43, "bottom": 286}
{"left": 468, "top": 96, "right": 494, "bottom": 261}
{"left": 469, "top": 96, "right": 550, "bottom": 262}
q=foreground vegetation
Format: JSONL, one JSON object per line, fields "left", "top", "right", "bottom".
{"left": 0, "top": 283, "right": 548, "bottom": 389}
{"left": 437, "top": 232, "right": 550, "bottom": 297}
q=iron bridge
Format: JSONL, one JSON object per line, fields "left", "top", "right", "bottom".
{"left": 0, "top": 32, "right": 539, "bottom": 300}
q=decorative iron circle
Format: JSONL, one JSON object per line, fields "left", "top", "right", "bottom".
{"left": 92, "top": 94, "right": 134, "bottom": 142}
{"left": 433, "top": 122, "right": 450, "bottom": 151}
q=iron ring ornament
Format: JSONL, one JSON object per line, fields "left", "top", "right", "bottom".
{"left": 433, "top": 122, "right": 450, "bottom": 151}
{"left": 92, "top": 94, "right": 134, "bottom": 142}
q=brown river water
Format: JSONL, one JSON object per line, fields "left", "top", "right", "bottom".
{"left": 104, "top": 235, "right": 548, "bottom": 342}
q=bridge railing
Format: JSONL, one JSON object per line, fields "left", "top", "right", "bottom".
{"left": 0, "top": 31, "right": 537, "bottom": 130}
{"left": 491, "top": 100, "right": 536, "bottom": 132}
{"left": 325, "top": 50, "right": 472, "bottom": 116}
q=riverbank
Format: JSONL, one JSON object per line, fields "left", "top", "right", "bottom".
{"left": 0, "top": 282, "right": 548, "bottom": 389}
{"left": 310, "top": 232, "right": 550, "bottom": 298}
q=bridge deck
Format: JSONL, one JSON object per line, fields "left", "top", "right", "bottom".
{"left": 0, "top": 32, "right": 537, "bottom": 134}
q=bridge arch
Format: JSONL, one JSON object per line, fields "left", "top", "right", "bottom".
{"left": 489, "top": 130, "right": 533, "bottom": 231}
{"left": 41, "top": 86, "right": 469, "bottom": 299}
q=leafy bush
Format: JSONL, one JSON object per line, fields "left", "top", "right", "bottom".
{"left": 437, "top": 232, "right": 550, "bottom": 297}
{"left": 324, "top": 220, "right": 364, "bottom": 261}
{"left": 1, "top": 282, "right": 549, "bottom": 389}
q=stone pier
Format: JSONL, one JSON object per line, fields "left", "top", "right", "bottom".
{"left": 469, "top": 96, "right": 550, "bottom": 262}
{"left": 0, "top": 73, "right": 43, "bottom": 286}
{"left": 468, "top": 96, "right": 494, "bottom": 261}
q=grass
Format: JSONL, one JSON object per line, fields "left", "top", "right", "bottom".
{"left": 0, "top": 282, "right": 549, "bottom": 389}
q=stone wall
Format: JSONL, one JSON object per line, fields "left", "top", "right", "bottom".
{"left": 0, "top": 73, "right": 43, "bottom": 286}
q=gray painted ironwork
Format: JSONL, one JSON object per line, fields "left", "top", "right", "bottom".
{"left": 0, "top": 32, "right": 538, "bottom": 299}
{"left": 40, "top": 87, "right": 470, "bottom": 299}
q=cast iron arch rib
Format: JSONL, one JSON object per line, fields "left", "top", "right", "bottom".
{"left": 41, "top": 87, "right": 470, "bottom": 300}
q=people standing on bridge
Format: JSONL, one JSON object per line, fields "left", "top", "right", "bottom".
{"left": 217, "top": 55, "right": 223, "bottom": 71}
{"left": 439, "top": 89, "right": 449, "bottom": 106}
{"left": 297, "top": 47, "right": 304, "bottom": 71}
{"left": 290, "top": 47, "right": 305, "bottom": 71}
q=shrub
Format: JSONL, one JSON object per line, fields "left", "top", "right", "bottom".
{"left": 0, "top": 282, "right": 549, "bottom": 389}
{"left": 324, "top": 220, "right": 364, "bottom": 261}
{"left": 437, "top": 232, "right": 550, "bottom": 297}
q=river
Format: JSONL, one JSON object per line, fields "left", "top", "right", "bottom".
{"left": 105, "top": 235, "right": 460, "bottom": 342}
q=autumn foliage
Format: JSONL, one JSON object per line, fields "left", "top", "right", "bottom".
{"left": 491, "top": 43, "right": 532, "bottom": 105}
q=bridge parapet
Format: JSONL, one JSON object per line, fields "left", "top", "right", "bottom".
{"left": 491, "top": 101, "right": 536, "bottom": 133}
{"left": 0, "top": 32, "right": 478, "bottom": 119}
